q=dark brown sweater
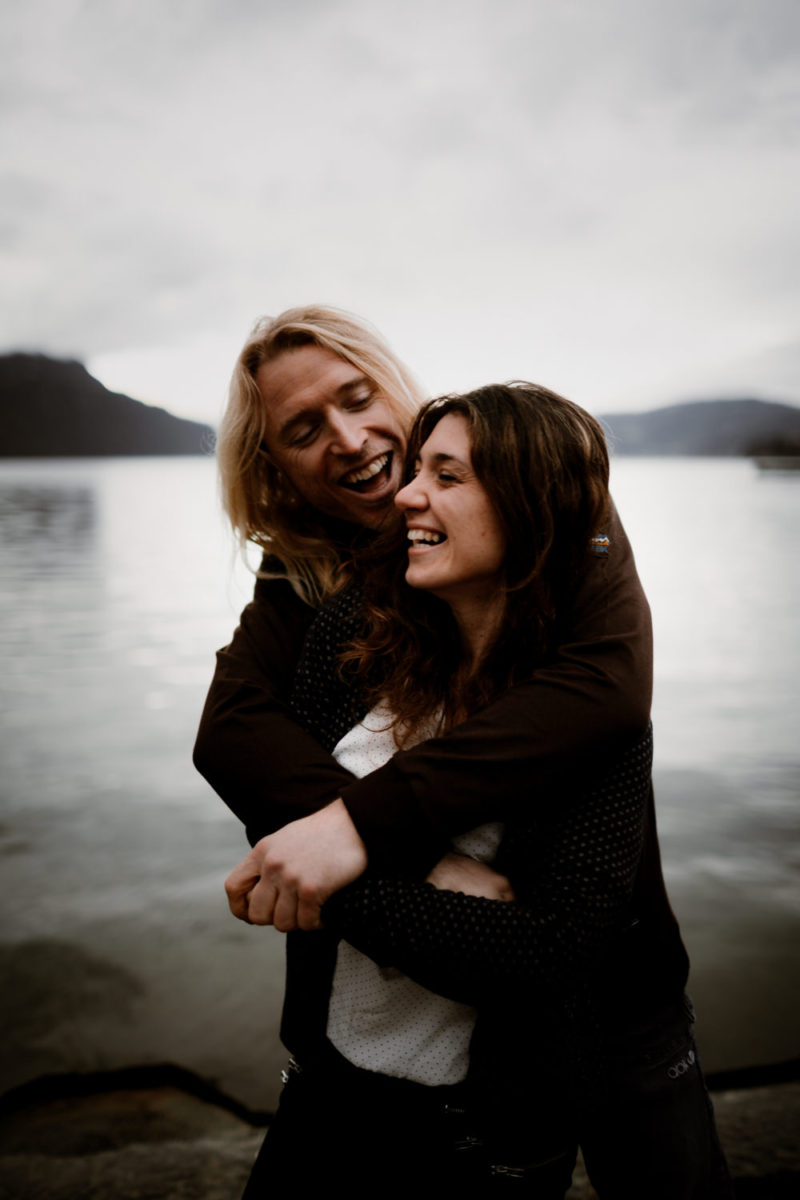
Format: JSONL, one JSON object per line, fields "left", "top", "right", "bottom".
{"left": 194, "top": 503, "right": 687, "bottom": 1066}
{"left": 193, "top": 502, "right": 654, "bottom": 873}
{"left": 285, "top": 594, "right": 687, "bottom": 1065}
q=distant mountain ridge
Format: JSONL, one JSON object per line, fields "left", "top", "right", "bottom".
{"left": 2, "top": 354, "right": 799, "bottom": 458}
{"left": 598, "top": 397, "right": 800, "bottom": 456}
{"left": 0, "top": 354, "right": 214, "bottom": 457}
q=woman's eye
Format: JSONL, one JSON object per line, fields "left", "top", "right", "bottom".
{"left": 437, "top": 471, "right": 458, "bottom": 484}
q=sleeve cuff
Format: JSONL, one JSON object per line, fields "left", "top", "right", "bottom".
{"left": 340, "top": 759, "right": 447, "bottom": 875}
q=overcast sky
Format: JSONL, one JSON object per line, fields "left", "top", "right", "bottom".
{"left": 3, "top": 0, "right": 799, "bottom": 423}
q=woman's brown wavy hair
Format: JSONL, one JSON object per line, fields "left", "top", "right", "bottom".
{"left": 344, "top": 382, "right": 610, "bottom": 744}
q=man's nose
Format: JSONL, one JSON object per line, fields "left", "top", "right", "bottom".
{"left": 328, "top": 411, "right": 367, "bottom": 456}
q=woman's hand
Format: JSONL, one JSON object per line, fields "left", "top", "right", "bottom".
{"left": 425, "top": 852, "right": 515, "bottom": 901}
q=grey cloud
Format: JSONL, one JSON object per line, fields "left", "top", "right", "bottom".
{"left": 3, "top": 0, "right": 799, "bottom": 409}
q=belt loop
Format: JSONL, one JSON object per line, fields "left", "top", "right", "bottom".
{"left": 280, "top": 1055, "right": 303, "bottom": 1085}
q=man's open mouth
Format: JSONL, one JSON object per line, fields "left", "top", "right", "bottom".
{"left": 340, "top": 452, "right": 393, "bottom": 494}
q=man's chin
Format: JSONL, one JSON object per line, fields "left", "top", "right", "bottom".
{"left": 336, "top": 466, "right": 403, "bottom": 528}
{"left": 349, "top": 495, "right": 400, "bottom": 531}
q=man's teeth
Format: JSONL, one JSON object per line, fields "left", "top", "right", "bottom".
{"left": 342, "top": 454, "right": 389, "bottom": 485}
{"left": 408, "top": 529, "right": 445, "bottom": 545}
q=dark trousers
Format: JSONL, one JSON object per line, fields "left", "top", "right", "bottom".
{"left": 477, "top": 994, "right": 733, "bottom": 1197}
{"left": 576, "top": 998, "right": 732, "bottom": 1198}
{"left": 241, "top": 1049, "right": 489, "bottom": 1195}
{"left": 243, "top": 998, "right": 732, "bottom": 1197}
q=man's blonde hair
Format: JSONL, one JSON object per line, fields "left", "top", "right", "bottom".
{"left": 217, "top": 305, "right": 424, "bottom": 604}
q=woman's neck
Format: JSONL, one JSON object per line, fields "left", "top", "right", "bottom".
{"left": 449, "top": 592, "right": 506, "bottom": 671}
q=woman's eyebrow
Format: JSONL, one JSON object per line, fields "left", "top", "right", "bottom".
{"left": 412, "top": 451, "right": 469, "bottom": 470}
{"left": 427, "top": 452, "right": 469, "bottom": 468}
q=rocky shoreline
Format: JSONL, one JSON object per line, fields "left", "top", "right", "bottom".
{"left": 1, "top": 1064, "right": 797, "bottom": 1199}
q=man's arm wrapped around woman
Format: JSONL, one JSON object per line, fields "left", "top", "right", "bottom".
{"left": 324, "top": 728, "right": 653, "bottom": 1007}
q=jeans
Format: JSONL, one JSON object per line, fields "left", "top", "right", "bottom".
{"left": 575, "top": 994, "right": 733, "bottom": 1198}
{"left": 478, "top": 994, "right": 733, "bottom": 1197}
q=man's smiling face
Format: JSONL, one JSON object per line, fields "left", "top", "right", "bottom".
{"left": 256, "top": 344, "right": 407, "bottom": 529}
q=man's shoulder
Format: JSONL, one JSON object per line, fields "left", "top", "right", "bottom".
{"left": 251, "top": 554, "right": 310, "bottom": 611}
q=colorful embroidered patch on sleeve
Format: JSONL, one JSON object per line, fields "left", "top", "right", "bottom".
{"left": 590, "top": 534, "right": 610, "bottom": 555}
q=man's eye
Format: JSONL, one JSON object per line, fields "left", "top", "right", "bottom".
{"left": 289, "top": 423, "right": 319, "bottom": 447}
{"left": 345, "top": 390, "right": 374, "bottom": 411}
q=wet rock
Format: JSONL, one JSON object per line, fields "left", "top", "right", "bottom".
{"left": 0, "top": 1134, "right": 260, "bottom": 1200}
{"left": 0, "top": 1087, "right": 261, "bottom": 1200}
{"left": 713, "top": 1081, "right": 800, "bottom": 1184}
{"left": 0, "top": 1078, "right": 797, "bottom": 1199}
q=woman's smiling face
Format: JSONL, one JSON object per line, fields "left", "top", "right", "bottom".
{"left": 394, "top": 413, "right": 507, "bottom": 611}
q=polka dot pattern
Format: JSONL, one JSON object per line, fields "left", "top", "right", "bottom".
{"left": 289, "top": 584, "right": 367, "bottom": 751}
{"left": 326, "top": 729, "right": 653, "bottom": 1008}
{"left": 290, "top": 585, "right": 654, "bottom": 1060}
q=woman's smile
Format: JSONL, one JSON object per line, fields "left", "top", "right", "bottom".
{"left": 406, "top": 526, "right": 446, "bottom": 548}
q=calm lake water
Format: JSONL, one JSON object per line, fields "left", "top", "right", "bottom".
{"left": 0, "top": 454, "right": 798, "bottom": 1102}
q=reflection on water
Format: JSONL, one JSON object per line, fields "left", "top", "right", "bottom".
{"left": 0, "top": 482, "right": 95, "bottom": 549}
{"left": 0, "top": 455, "right": 797, "bottom": 1077}
{"left": 0, "top": 457, "right": 253, "bottom": 818}
{"left": 610, "top": 459, "right": 798, "bottom": 773}
{"left": 0, "top": 453, "right": 797, "bottom": 840}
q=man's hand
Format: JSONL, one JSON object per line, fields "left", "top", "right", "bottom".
{"left": 426, "top": 852, "right": 515, "bottom": 901}
{"left": 225, "top": 798, "right": 368, "bottom": 932}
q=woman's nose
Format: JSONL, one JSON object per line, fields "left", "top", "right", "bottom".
{"left": 395, "top": 476, "right": 427, "bottom": 511}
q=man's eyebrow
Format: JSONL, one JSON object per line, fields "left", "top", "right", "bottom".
{"left": 336, "top": 374, "right": 372, "bottom": 396}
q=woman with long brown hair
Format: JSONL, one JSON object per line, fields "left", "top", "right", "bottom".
{"left": 241, "top": 383, "right": 730, "bottom": 1197}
